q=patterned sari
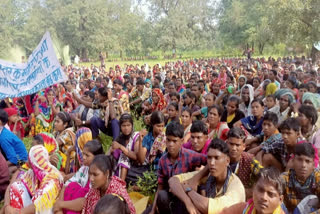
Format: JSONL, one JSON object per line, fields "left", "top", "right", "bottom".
{"left": 10, "top": 145, "right": 63, "bottom": 214}
{"left": 55, "top": 127, "right": 76, "bottom": 173}
{"left": 63, "top": 128, "right": 93, "bottom": 214}
{"left": 82, "top": 176, "right": 135, "bottom": 214}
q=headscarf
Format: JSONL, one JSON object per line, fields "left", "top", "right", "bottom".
{"left": 75, "top": 127, "right": 92, "bottom": 165}
{"left": 4, "top": 108, "right": 18, "bottom": 117}
{"left": 275, "top": 89, "right": 295, "bottom": 104}
{"left": 302, "top": 92, "right": 320, "bottom": 109}
{"left": 20, "top": 145, "right": 63, "bottom": 213}
{"left": 237, "top": 75, "right": 247, "bottom": 90}
{"left": 38, "top": 132, "right": 59, "bottom": 155}
{"left": 265, "top": 83, "right": 277, "bottom": 96}
{"left": 152, "top": 88, "right": 166, "bottom": 111}
{"left": 240, "top": 84, "right": 254, "bottom": 116}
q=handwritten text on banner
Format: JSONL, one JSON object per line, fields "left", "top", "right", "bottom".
{"left": 0, "top": 32, "right": 67, "bottom": 99}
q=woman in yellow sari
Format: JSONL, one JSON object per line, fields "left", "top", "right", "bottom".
{"left": 54, "top": 112, "right": 76, "bottom": 174}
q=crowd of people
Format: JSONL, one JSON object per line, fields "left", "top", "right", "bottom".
{"left": 0, "top": 56, "right": 319, "bottom": 214}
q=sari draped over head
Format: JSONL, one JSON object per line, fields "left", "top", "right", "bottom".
{"left": 39, "top": 132, "right": 66, "bottom": 171}
{"left": 237, "top": 75, "right": 247, "bottom": 90}
{"left": 63, "top": 128, "right": 92, "bottom": 214}
{"left": 152, "top": 88, "right": 166, "bottom": 111}
{"left": 302, "top": 92, "right": 320, "bottom": 110}
{"left": 239, "top": 84, "right": 254, "bottom": 117}
{"left": 30, "top": 88, "right": 59, "bottom": 136}
{"left": 274, "top": 89, "right": 295, "bottom": 104}
{"left": 56, "top": 127, "right": 76, "bottom": 172}
{"left": 218, "top": 70, "right": 227, "bottom": 90}
{"left": 75, "top": 127, "right": 93, "bottom": 166}
{"left": 10, "top": 145, "right": 63, "bottom": 214}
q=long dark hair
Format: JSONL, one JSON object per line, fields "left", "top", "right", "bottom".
{"left": 117, "top": 113, "right": 134, "bottom": 146}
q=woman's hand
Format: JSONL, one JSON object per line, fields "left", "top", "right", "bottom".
{"left": 49, "top": 153, "right": 60, "bottom": 167}
{"left": 139, "top": 129, "right": 148, "bottom": 141}
{"left": 112, "top": 141, "right": 122, "bottom": 150}
{"left": 67, "top": 145, "right": 75, "bottom": 156}
{"left": 53, "top": 200, "right": 64, "bottom": 213}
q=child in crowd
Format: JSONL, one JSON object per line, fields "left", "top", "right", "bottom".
{"left": 248, "top": 112, "right": 282, "bottom": 163}
{"left": 0, "top": 109, "right": 28, "bottom": 175}
{"left": 265, "top": 94, "right": 277, "bottom": 112}
{"left": 192, "top": 93, "right": 215, "bottom": 119}
{"left": 4, "top": 108, "right": 25, "bottom": 139}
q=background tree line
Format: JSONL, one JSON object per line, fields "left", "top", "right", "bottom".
{"left": 0, "top": 0, "right": 319, "bottom": 62}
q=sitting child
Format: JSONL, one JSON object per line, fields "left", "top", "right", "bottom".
{"left": 0, "top": 109, "right": 28, "bottom": 175}
{"left": 247, "top": 112, "right": 282, "bottom": 160}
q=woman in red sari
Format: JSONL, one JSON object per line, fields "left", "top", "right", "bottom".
{"left": 82, "top": 155, "right": 135, "bottom": 214}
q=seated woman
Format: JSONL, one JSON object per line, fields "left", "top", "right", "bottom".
{"left": 138, "top": 111, "right": 166, "bottom": 171}
{"left": 31, "top": 88, "right": 60, "bottom": 136}
{"left": 142, "top": 88, "right": 166, "bottom": 116}
{"left": 54, "top": 112, "right": 76, "bottom": 174}
{"left": 53, "top": 138, "right": 104, "bottom": 214}
{"left": 32, "top": 132, "right": 67, "bottom": 172}
{"left": 220, "top": 167, "right": 286, "bottom": 214}
{"left": 207, "top": 104, "right": 229, "bottom": 141}
{"left": 302, "top": 92, "right": 320, "bottom": 127}
{"left": 221, "top": 95, "right": 245, "bottom": 128}
{"left": 110, "top": 113, "right": 140, "bottom": 181}
{"left": 165, "top": 102, "right": 180, "bottom": 127}
{"left": 239, "top": 84, "right": 254, "bottom": 117}
{"left": 82, "top": 155, "right": 135, "bottom": 214}
{"left": 181, "top": 108, "right": 193, "bottom": 144}
{"left": 234, "top": 99, "right": 265, "bottom": 138}
{"left": 4, "top": 145, "right": 63, "bottom": 214}
{"left": 183, "top": 91, "right": 200, "bottom": 113}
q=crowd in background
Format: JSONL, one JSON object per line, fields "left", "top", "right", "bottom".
{"left": 0, "top": 56, "right": 320, "bottom": 213}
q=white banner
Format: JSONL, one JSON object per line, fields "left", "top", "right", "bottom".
{"left": 0, "top": 32, "right": 67, "bottom": 99}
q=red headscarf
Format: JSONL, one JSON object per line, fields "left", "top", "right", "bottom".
{"left": 4, "top": 108, "right": 18, "bottom": 117}
{"left": 152, "top": 88, "right": 166, "bottom": 111}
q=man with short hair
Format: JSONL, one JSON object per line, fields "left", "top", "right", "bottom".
{"left": 168, "top": 138, "right": 245, "bottom": 214}
{"left": 281, "top": 143, "right": 320, "bottom": 213}
{"left": 183, "top": 120, "right": 210, "bottom": 154}
{"left": 150, "top": 122, "right": 207, "bottom": 214}
{"left": 220, "top": 167, "right": 286, "bottom": 214}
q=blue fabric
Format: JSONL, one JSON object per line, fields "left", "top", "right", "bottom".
{"left": 200, "top": 107, "right": 208, "bottom": 118}
{"left": 240, "top": 116, "right": 264, "bottom": 136}
{"left": 0, "top": 128, "right": 28, "bottom": 165}
{"left": 142, "top": 132, "right": 162, "bottom": 170}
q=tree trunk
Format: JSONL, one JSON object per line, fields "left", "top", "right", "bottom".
{"left": 258, "top": 42, "right": 265, "bottom": 55}
{"left": 311, "top": 45, "right": 320, "bottom": 64}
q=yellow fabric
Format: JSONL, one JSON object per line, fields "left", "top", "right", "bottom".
{"left": 227, "top": 113, "right": 235, "bottom": 123}
{"left": 174, "top": 172, "right": 245, "bottom": 214}
{"left": 129, "top": 192, "right": 149, "bottom": 214}
{"left": 266, "top": 83, "right": 277, "bottom": 96}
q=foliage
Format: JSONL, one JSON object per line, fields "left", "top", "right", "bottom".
{"left": 135, "top": 170, "right": 158, "bottom": 200}
{"left": 1, "top": 0, "right": 319, "bottom": 61}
